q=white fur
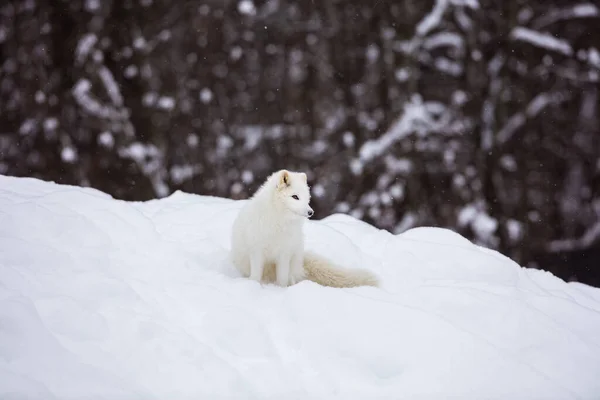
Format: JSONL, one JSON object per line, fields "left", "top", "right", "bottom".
{"left": 230, "top": 169, "right": 379, "bottom": 288}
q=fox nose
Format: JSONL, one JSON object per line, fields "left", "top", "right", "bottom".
{"left": 307, "top": 209, "right": 314, "bottom": 217}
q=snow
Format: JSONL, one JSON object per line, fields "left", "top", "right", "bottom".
{"left": 157, "top": 96, "right": 175, "bottom": 111}
{"left": 85, "top": 0, "right": 100, "bottom": 12}
{"left": 199, "top": 88, "right": 213, "bottom": 104}
{"left": 75, "top": 33, "right": 97, "bottom": 65}
{"left": 170, "top": 164, "right": 202, "bottom": 185}
{"left": 241, "top": 170, "right": 254, "bottom": 184}
{"left": 238, "top": 0, "right": 256, "bottom": 16}
{"left": 1, "top": 175, "right": 600, "bottom": 399}
{"left": 142, "top": 91, "right": 158, "bottom": 107}
{"left": 366, "top": 44, "right": 380, "bottom": 62}
{"left": 124, "top": 65, "right": 138, "bottom": 78}
{"left": 394, "top": 67, "right": 410, "bottom": 82}
{"left": 458, "top": 204, "right": 498, "bottom": 245}
{"left": 416, "top": 0, "right": 449, "bottom": 37}
{"left": 312, "top": 184, "right": 325, "bottom": 198}
{"left": 342, "top": 131, "right": 355, "bottom": 147}
{"left": 186, "top": 133, "right": 199, "bottom": 148}
{"left": 118, "top": 142, "right": 168, "bottom": 197}
{"left": 230, "top": 46, "right": 243, "bottom": 61}
{"left": 588, "top": 48, "right": 600, "bottom": 68}
{"left": 549, "top": 221, "right": 600, "bottom": 253}
{"left": 496, "top": 91, "right": 567, "bottom": 145}
{"left": 98, "top": 66, "right": 123, "bottom": 107}
{"left": 97, "top": 131, "right": 114, "bottom": 148}
{"left": 34, "top": 90, "right": 46, "bottom": 104}
{"left": 572, "top": 3, "right": 599, "bottom": 17}
{"left": 510, "top": 27, "right": 573, "bottom": 56}
{"left": 72, "top": 79, "right": 124, "bottom": 120}
{"left": 133, "top": 37, "right": 147, "bottom": 50}
{"left": 534, "top": 3, "right": 599, "bottom": 29}
{"left": 43, "top": 117, "right": 58, "bottom": 131}
{"left": 415, "top": 0, "right": 478, "bottom": 37}
{"left": 422, "top": 32, "right": 463, "bottom": 51}
{"left": 434, "top": 57, "right": 462, "bottom": 76}
{"left": 60, "top": 146, "right": 77, "bottom": 163}
{"left": 358, "top": 95, "right": 451, "bottom": 164}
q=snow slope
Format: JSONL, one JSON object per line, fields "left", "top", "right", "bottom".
{"left": 1, "top": 175, "right": 600, "bottom": 400}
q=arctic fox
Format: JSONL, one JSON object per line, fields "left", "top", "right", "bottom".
{"left": 230, "top": 169, "right": 379, "bottom": 288}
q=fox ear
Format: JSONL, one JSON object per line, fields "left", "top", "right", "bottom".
{"left": 277, "top": 170, "right": 290, "bottom": 189}
{"left": 301, "top": 173, "right": 307, "bottom": 182}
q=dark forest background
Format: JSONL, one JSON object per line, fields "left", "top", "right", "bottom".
{"left": 1, "top": 0, "right": 599, "bottom": 286}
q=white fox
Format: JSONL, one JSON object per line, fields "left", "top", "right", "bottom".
{"left": 230, "top": 169, "right": 379, "bottom": 288}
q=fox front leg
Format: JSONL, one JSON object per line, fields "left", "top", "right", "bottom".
{"left": 249, "top": 252, "right": 265, "bottom": 282}
{"left": 289, "top": 253, "right": 304, "bottom": 286}
{"left": 276, "top": 254, "right": 291, "bottom": 287}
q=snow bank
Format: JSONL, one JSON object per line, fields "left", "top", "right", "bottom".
{"left": 1, "top": 175, "right": 599, "bottom": 399}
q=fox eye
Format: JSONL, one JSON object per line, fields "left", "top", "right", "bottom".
{"left": 292, "top": 195, "right": 299, "bottom": 200}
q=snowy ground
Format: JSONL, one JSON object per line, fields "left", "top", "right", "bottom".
{"left": 1, "top": 175, "right": 600, "bottom": 400}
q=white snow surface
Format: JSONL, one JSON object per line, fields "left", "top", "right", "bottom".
{"left": 1, "top": 175, "right": 600, "bottom": 399}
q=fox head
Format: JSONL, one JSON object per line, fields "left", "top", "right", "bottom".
{"left": 274, "top": 169, "right": 314, "bottom": 219}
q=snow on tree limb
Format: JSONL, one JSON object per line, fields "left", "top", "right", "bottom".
{"left": 451, "top": 0, "right": 478, "bottom": 7}
{"left": 548, "top": 221, "right": 600, "bottom": 252}
{"left": 98, "top": 66, "right": 124, "bottom": 107}
{"left": 423, "top": 32, "right": 464, "bottom": 51}
{"left": 496, "top": 92, "right": 567, "bottom": 146}
{"left": 416, "top": 0, "right": 450, "bottom": 37}
{"left": 72, "top": 78, "right": 128, "bottom": 121}
{"left": 119, "top": 142, "right": 169, "bottom": 197}
{"left": 416, "top": 0, "right": 478, "bottom": 37}
{"left": 357, "top": 96, "right": 452, "bottom": 165}
{"left": 533, "top": 3, "right": 599, "bottom": 29}
{"left": 588, "top": 48, "right": 600, "bottom": 69}
{"left": 75, "top": 34, "right": 97, "bottom": 65}
{"left": 72, "top": 79, "right": 113, "bottom": 119}
{"left": 548, "top": 200, "right": 600, "bottom": 252}
{"left": 510, "top": 27, "right": 573, "bottom": 56}
{"left": 399, "top": 0, "right": 473, "bottom": 71}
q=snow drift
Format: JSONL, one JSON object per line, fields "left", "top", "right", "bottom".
{"left": 1, "top": 175, "right": 599, "bottom": 399}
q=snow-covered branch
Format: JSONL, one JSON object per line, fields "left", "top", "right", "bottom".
{"left": 399, "top": 0, "right": 476, "bottom": 56}
{"left": 72, "top": 79, "right": 113, "bottom": 120}
{"left": 75, "top": 33, "right": 98, "bottom": 65}
{"left": 119, "top": 142, "right": 169, "bottom": 197}
{"left": 533, "top": 3, "right": 599, "bottom": 29}
{"left": 423, "top": 32, "right": 464, "bottom": 51}
{"left": 510, "top": 27, "right": 573, "bottom": 56}
{"left": 98, "top": 66, "right": 124, "bottom": 107}
{"left": 356, "top": 96, "right": 455, "bottom": 168}
{"left": 416, "top": 0, "right": 478, "bottom": 37}
{"left": 72, "top": 78, "right": 129, "bottom": 121}
{"left": 416, "top": 0, "right": 450, "bottom": 37}
{"left": 496, "top": 92, "right": 568, "bottom": 146}
{"left": 548, "top": 221, "right": 600, "bottom": 252}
